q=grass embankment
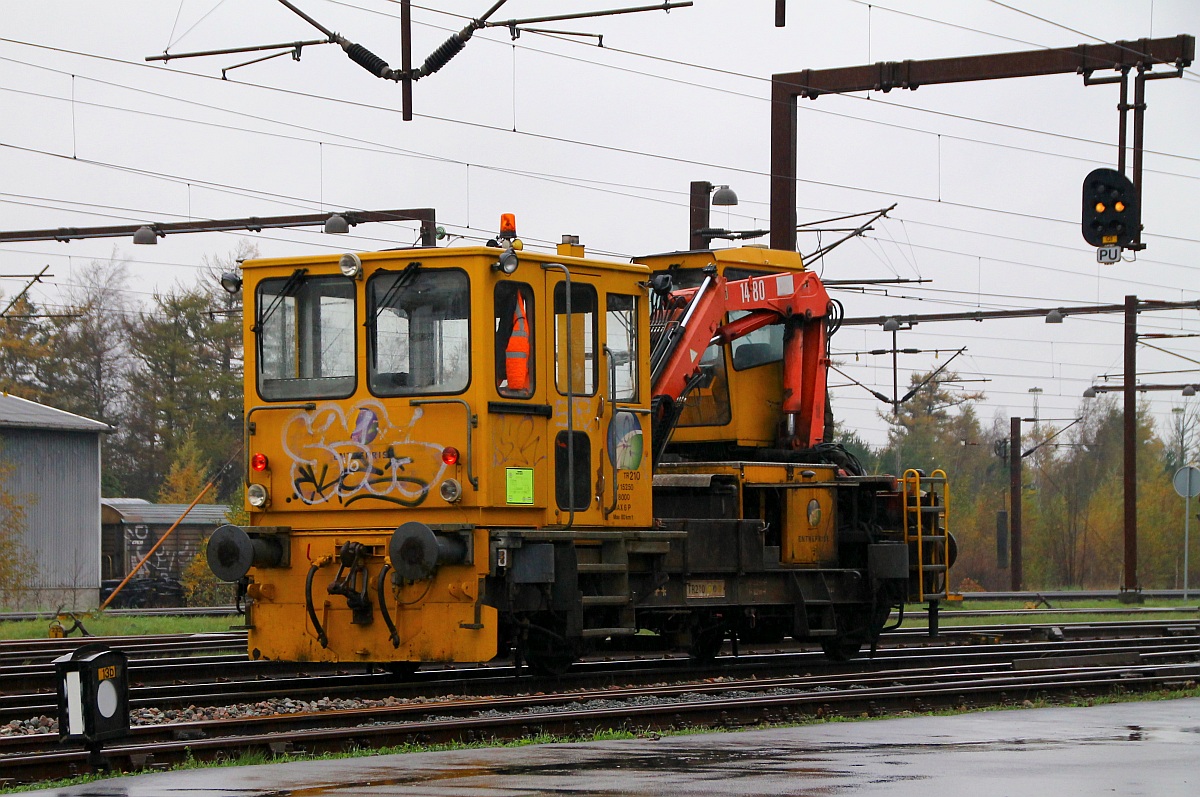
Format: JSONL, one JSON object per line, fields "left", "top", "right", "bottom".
{"left": 2, "top": 599, "right": 1196, "bottom": 640}
{"left": 0, "top": 613, "right": 236, "bottom": 640}
{"left": 908, "top": 597, "right": 1200, "bottom": 629}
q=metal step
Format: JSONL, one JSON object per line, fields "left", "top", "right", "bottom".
{"left": 577, "top": 563, "right": 628, "bottom": 574}
{"left": 581, "top": 627, "right": 638, "bottom": 639}
{"left": 581, "top": 595, "right": 630, "bottom": 606}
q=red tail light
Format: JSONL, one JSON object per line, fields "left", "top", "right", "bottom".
{"left": 251, "top": 453, "right": 269, "bottom": 472}
{"left": 441, "top": 447, "right": 459, "bottom": 465}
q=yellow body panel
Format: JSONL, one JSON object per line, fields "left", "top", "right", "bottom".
{"left": 243, "top": 531, "right": 497, "bottom": 663}
{"left": 783, "top": 487, "right": 836, "bottom": 565}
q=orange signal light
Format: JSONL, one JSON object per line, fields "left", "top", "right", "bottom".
{"left": 499, "top": 213, "right": 517, "bottom": 239}
{"left": 1094, "top": 202, "right": 1106, "bottom": 213}
{"left": 1114, "top": 201, "right": 1125, "bottom": 212}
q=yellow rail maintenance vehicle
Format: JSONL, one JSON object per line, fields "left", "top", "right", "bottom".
{"left": 208, "top": 215, "right": 956, "bottom": 674}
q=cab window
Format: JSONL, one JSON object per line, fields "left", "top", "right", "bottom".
{"left": 606, "top": 294, "right": 639, "bottom": 402}
{"left": 257, "top": 274, "right": 355, "bottom": 400}
{"left": 554, "top": 282, "right": 597, "bottom": 396}
{"left": 495, "top": 282, "right": 534, "bottom": 398}
{"left": 369, "top": 267, "right": 470, "bottom": 396}
{"left": 726, "top": 267, "right": 784, "bottom": 370}
{"left": 676, "top": 343, "right": 731, "bottom": 427}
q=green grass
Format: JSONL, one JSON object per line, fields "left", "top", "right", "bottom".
{"left": 0, "top": 613, "right": 237, "bottom": 641}
{"left": 947, "top": 597, "right": 1200, "bottom": 611}
{"left": 904, "top": 597, "right": 1200, "bottom": 629}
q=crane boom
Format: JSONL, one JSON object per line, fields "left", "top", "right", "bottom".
{"left": 649, "top": 266, "right": 832, "bottom": 464}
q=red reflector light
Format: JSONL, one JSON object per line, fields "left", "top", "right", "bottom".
{"left": 251, "top": 453, "right": 269, "bottom": 472}
{"left": 441, "top": 447, "right": 459, "bottom": 465}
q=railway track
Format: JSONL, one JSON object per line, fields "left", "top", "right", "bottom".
{"left": 0, "top": 632, "right": 247, "bottom": 666}
{"left": 3, "top": 618, "right": 1196, "bottom": 719}
{"left": 1, "top": 622, "right": 1197, "bottom": 787}
{"left": 2, "top": 618, "right": 1196, "bottom": 713}
{"left": 2, "top": 638, "right": 1200, "bottom": 782}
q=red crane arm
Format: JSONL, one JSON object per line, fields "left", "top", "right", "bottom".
{"left": 651, "top": 269, "right": 833, "bottom": 451}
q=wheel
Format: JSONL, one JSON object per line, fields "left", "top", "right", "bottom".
{"left": 383, "top": 662, "right": 420, "bottom": 678}
{"left": 520, "top": 618, "right": 580, "bottom": 676}
{"left": 820, "top": 636, "right": 863, "bottom": 662}
{"left": 688, "top": 625, "right": 726, "bottom": 663}
{"left": 523, "top": 644, "right": 578, "bottom": 676}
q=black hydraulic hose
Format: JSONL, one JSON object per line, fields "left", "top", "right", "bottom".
{"left": 305, "top": 563, "right": 329, "bottom": 648}
{"left": 377, "top": 564, "right": 401, "bottom": 648}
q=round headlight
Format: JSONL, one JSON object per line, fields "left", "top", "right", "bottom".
{"left": 439, "top": 478, "right": 462, "bottom": 503}
{"left": 495, "top": 249, "right": 518, "bottom": 274}
{"left": 247, "top": 483, "right": 269, "bottom": 508}
{"left": 338, "top": 252, "right": 363, "bottom": 279}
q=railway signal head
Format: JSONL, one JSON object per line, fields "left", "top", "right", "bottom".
{"left": 1082, "top": 168, "right": 1140, "bottom": 248}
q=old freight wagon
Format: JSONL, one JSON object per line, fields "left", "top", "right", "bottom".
{"left": 100, "top": 499, "right": 232, "bottom": 608}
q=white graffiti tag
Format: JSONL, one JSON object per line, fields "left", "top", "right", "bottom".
{"left": 282, "top": 401, "right": 448, "bottom": 507}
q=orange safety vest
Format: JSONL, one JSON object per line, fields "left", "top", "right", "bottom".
{"left": 505, "top": 293, "right": 530, "bottom": 391}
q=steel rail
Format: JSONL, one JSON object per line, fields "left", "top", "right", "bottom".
{"left": 6, "top": 656, "right": 1198, "bottom": 785}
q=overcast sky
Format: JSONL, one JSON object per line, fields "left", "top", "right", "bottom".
{"left": 2, "top": 1, "right": 1197, "bottom": 448}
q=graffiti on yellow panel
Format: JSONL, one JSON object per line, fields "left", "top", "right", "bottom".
{"left": 282, "top": 401, "right": 447, "bottom": 507}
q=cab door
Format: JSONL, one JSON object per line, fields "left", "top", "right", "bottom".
{"left": 488, "top": 278, "right": 552, "bottom": 515}
{"left": 545, "top": 272, "right": 606, "bottom": 527}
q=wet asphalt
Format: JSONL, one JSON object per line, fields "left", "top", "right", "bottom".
{"left": 22, "top": 697, "right": 1200, "bottom": 796}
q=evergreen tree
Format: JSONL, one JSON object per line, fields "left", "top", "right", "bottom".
{"left": 38, "top": 258, "right": 131, "bottom": 425}
{"left": 118, "top": 279, "right": 242, "bottom": 500}
{"left": 0, "top": 295, "right": 50, "bottom": 401}
{"left": 156, "top": 429, "right": 214, "bottom": 504}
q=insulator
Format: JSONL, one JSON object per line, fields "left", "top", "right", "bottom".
{"left": 419, "top": 32, "right": 468, "bottom": 77}
{"left": 345, "top": 42, "right": 391, "bottom": 77}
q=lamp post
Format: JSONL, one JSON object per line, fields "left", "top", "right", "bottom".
{"left": 688, "top": 181, "right": 739, "bottom": 250}
{"left": 1174, "top": 407, "right": 1187, "bottom": 468}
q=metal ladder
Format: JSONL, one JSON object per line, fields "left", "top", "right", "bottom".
{"left": 577, "top": 538, "right": 637, "bottom": 640}
{"left": 901, "top": 468, "right": 953, "bottom": 603}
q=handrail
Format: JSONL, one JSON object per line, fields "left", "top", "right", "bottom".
{"left": 409, "top": 398, "right": 478, "bottom": 489}
{"left": 542, "top": 262, "right": 576, "bottom": 529}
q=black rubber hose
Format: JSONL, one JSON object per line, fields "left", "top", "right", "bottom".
{"left": 377, "top": 564, "right": 401, "bottom": 648}
{"left": 344, "top": 42, "right": 391, "bottom": 77}
{"left": 305, "top": 563, "right": 328, "bottom": 648}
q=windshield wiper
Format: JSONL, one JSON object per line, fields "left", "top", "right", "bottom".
{"left": 252, "top": 267, "right": 308, "bottom": 333}
{"left": 372, "top": 261, "right": 421, "bottom": 322}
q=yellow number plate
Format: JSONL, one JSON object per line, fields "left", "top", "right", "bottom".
{"left": 686, "top": 580, "right": 726, "bottom": 599}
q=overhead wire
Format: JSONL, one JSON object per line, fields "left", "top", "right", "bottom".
{"left": 2, "top": 10, "right": 1190, "bottom": 376}
{"left": 0, "top": 23, "right": 1196, "bottom": 254}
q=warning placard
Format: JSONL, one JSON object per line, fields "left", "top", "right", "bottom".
{"left": 506, "top": 468, "right": 534, "bottom": 504}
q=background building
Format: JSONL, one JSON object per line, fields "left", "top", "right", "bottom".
{"left": 0, "top": 394, "right": 111, "bottom": 610}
